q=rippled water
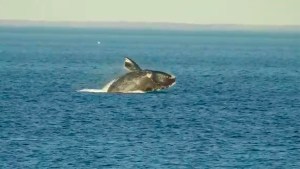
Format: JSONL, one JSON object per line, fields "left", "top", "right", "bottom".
{"left": 1, "top": 27, "right": 300, "bottom": 168}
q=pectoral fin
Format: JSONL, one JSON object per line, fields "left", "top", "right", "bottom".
{"left": 124, "top": 57, "right": 142, "bottom": 72}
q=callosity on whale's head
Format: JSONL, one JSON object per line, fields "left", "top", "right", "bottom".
{"left": 150, "top": 70, "right": 176, "bottom": 89}
{"left": 105, "top": 57, "right": 176, "bottom": 93}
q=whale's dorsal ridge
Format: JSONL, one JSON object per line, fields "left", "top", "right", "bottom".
{"left": 124, "top": 57, "right": 142, "bottom": 72}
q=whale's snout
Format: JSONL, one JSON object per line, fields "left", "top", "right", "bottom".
{"left": 151, "top": 71, "right": 176, "bottom": 89}
{"left": 167, "top": 75, "right": 176, "bottom": 86}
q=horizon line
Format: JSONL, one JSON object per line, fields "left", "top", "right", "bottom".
{"left": 1, "top": 19, "right": 300, "bottom": 31}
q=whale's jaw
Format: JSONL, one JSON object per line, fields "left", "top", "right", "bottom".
{"left": 159, "top": 75, "right": 176, "bottom": 90}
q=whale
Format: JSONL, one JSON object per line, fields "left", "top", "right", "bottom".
{"left": 103, "top": 57, "right": 176, "bottom": 93}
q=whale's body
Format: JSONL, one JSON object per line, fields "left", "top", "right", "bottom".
{"left": 104, "top": 57, "right": 176, "bottom": 93}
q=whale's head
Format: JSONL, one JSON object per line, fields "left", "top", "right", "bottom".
{"left": 149, "top": 70, "right": 176, "bottom": 89}
{"left": 124, "top": 57, "right": 176, "bottom": 91}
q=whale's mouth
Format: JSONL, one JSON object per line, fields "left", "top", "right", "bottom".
{"left": 160, "top": 75, "right": 176, "bottom": 89}
{"left": 168, "top": 75, "right": 176, "bottom": 85}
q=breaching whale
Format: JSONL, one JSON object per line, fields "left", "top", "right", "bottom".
{"left": 103, "top": 57, "right": 176, "bottom": 93}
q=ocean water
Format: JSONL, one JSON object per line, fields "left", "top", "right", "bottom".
{"left": 0, "top": 26, "right": 300, "bottom": 168}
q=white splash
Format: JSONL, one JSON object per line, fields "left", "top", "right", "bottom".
{"left": 78, "top": 88, "right": 106, "bottom": 93}
{"left": 78, "top": 78, "right": 116, "bottom": 93}
{"left": 78, "top": 88, "right": 145, "bottom": 94}
{"left": 101, "top": 79, "right": 117, "bottom": 92}
{"left": 78, "top": 78, "right": 145, "bottom": 94}
{"left": 126, "top": 90, "right": 146, "bottom": 93}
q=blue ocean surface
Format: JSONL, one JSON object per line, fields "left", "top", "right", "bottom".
{"left": 0, "top": 26, "right": 300, "bottom": 168}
